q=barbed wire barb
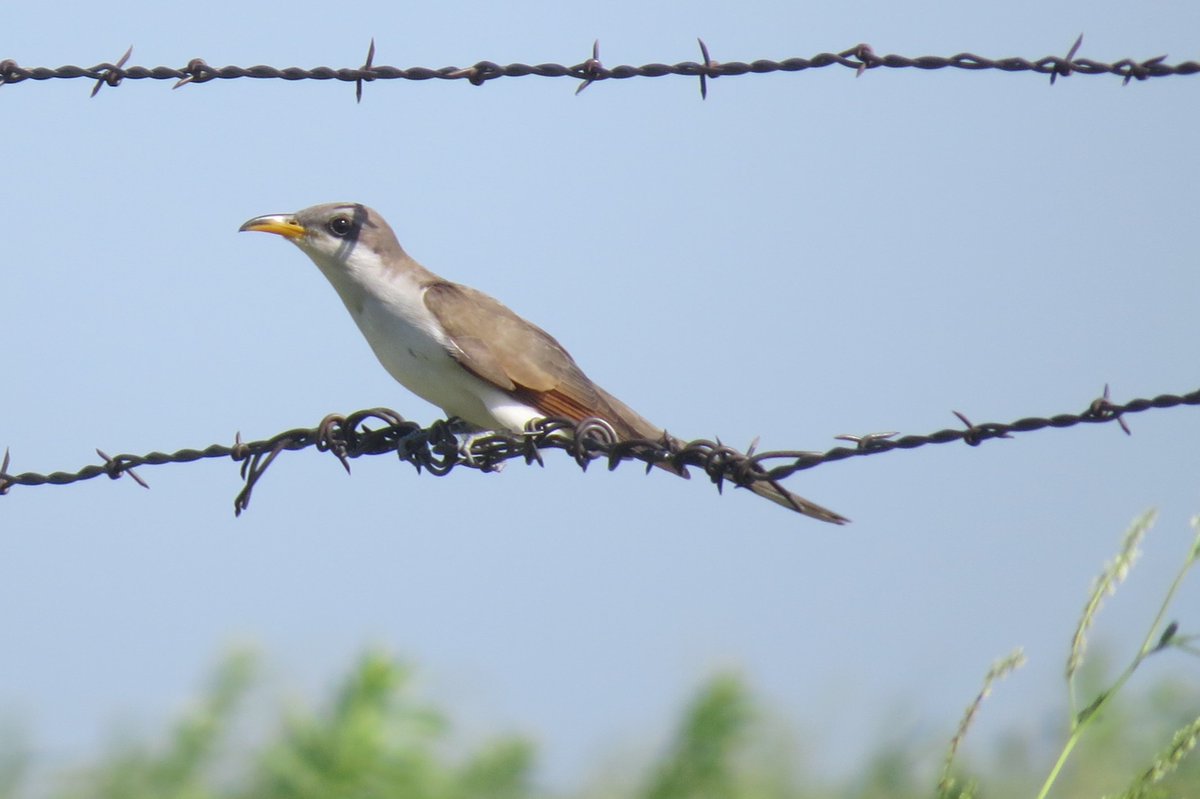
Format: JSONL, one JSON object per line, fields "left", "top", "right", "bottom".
{"left": 2, "top": 386, "right": 1197, "bottom": 515}
{"left": 2, "top": 40, "right": 1196, "bottom": 98}
{"left": 696, "top": 38, "right": 716, "bottom": 99}
{"left": 95, "top": 447, "right": 149, "bottom": 489}
{"left": 1085, "top": 383, "right": 1132, "bottom": 435}
{"left": 356, "top": 37, "right": 376, "bottom": 103}
{"left": 847, "top": 43, "right": 874, "bottom": 77}
{"left": 1050, "top": 33, "right": 1085, "bottom": 85}
{"left": 574, "top": 39, "right": 603, "bottom": 95}
{"left": 89, "top": 44, "right": 132, "bottom": 97}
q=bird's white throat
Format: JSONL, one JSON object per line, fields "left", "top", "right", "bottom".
{"left": 301, "top": 241, "right": 543, "bottom": 432}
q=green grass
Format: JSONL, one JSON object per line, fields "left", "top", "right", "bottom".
{"left": 4, "top": 511, "right": 1199, "bottom": 798}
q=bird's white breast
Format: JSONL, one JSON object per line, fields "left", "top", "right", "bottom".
{"left": 305, "top": 245, "right": 540, "bottom": 431}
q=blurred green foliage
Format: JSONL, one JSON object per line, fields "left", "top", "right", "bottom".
{"left": 3, "top": 513, "right": 1197, "bottom": 797}
{"left": 3, "top": 648, "right": 1195, "bottom": 799}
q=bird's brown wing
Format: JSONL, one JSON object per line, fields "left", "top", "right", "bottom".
{"left": 422, "top": 281, "right": 661, "bottom": 440}
{"left": 423, "top": 282, "right": 852, "bottom": 521}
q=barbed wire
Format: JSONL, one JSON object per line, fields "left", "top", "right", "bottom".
{"left": 1, "top": 385, "right": 1195, "bottom": 516}
{"left": 0, "top": 36, "right": 1194, "bottom": 101}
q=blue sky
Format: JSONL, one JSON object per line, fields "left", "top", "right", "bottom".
{"left": 2, "top": 0, "right": 1199, "bottom": 789}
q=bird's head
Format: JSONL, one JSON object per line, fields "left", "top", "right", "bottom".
{"left": 239, "top": 202, "right": 409, "bottom": 277}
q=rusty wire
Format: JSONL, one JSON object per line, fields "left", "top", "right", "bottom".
{"left": 1, "top": 386, "right": 1195, "bottom": 516}
{"left": 0, "top": 36, "right": 1194, "bottom": 102}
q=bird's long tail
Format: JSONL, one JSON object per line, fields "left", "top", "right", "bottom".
{"left": 744, "top": 478, "right": 849, "bottom": 524}
{"left": 593, "top": 388, "right": 849, "bottom": 524}
{"left": 652, "top": 443, "right": 848, "bottom": 524}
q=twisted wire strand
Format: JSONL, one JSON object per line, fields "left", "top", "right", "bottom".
{"left": 0, "top": 37, "right": 1194, "bottom": 101}
{"left": 2, "top": 387, "right": 1195, "bottom": 515}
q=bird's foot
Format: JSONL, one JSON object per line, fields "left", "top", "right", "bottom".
{"left": 456, "top": 430, "right": 506, "bottom": 473}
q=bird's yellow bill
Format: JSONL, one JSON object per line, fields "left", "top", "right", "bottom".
{"left": 239, "top": 214, "right": 307, "bottom": 240}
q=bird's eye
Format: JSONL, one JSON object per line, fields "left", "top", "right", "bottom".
{"left": 327, "top": 216, "right": 353, "bottom": 237}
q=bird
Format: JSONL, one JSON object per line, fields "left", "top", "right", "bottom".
{"left": 239, "top": 202, "right": 847, "bottom": 523}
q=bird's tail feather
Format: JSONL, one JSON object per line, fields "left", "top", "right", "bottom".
{"left": 593, "top": 386, "right": 848, "bottom": 524}
{"left": 745, "top": 478, "right": 849, "bottom": 524}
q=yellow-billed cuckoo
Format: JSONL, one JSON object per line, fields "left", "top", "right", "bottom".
{"left": 240, "top": 202, "right": 847, "bottom": 523}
